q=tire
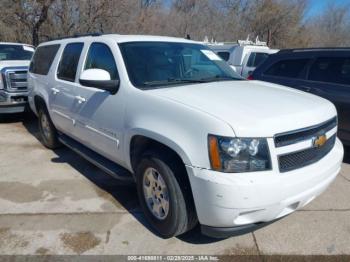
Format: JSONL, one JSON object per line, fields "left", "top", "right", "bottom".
{"left": 38, "top": 106, "right": 61, "bottom": 149}
{"left": 136, "top": 149, "right": 197, "bottom": 238}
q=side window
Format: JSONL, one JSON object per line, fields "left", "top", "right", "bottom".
{"left": 29, "top": 44, "right": 60, "bottom": 75}
{"left": 264, "top": 59, "right": 310, "bottom": 78}
{"left": 217, "top": 51, "right": 230, "bottom": 61}
{"left": 84, "top": 43, "right": 118, "bottom": 80}
{"left": 57, "top": 43, "right": 84, "bottom": 82}
{"left": 308, "top": 57, "right": 350, "bottom": 86}
{"left": 247, "top": 52, "right": 269, "bottom": 67}
{"left": 246, "top": 53, "right": 256, "bottom": 67}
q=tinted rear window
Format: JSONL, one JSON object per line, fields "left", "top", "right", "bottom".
{"left": 57, "top": 43, "right": 84, "bottom": 82}
{"left": 217, "top": 51, "right": 230, "bottom": 61}
{"left": 247, "top": 52, "right": 269, "bottom": 67}
{"left": 29, "top": 44, "right": 60, "bottom": 75}
{"left": 308, "top": 57, "right": 350, "bottom": 86}
{"left": 264, "top": 59, "right": 309, "bottom": 78}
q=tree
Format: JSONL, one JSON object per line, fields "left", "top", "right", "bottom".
{"left": 307, "top": 2, "right": 350, "bottom": 47}
{"left": 0, "top": 0, "right": 348, "bottom": 49}
{"left": 242, "top": 0, "right": 308, "bottom": 48}
{"left": 2, "top": 0, "right": 55, "bottom": 46}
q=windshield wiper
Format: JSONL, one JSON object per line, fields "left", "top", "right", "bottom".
{"left": 141, "top": 76, "right": 239, "bottom": 89}
{"left": 199, "top": 75, "right": 240, "bottom": 82}
{"left": 143, "top": 78, "right": 206, "bottom": 87}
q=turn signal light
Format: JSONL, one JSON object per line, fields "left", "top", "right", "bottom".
{"left": 208, "top": 136, "right": 222, "bottom": 170}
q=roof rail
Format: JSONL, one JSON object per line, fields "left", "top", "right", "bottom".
{"left": 203, "top": 35, "right": 267, "bottom": 47}
{"left": 238, "top": 36, "right": 267, "bottom": 46}
{"left": 47, "top": 32, "right": 102, "bottom": 42}
{"left": 73, "top": 33, "right": 101, "bottom": 38}
{"left": 278, "top": 47, "right": 350, "bottom": 53}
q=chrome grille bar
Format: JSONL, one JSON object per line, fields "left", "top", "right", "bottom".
{"left": 1, "top": 67, "right": 29, "bottom": 92}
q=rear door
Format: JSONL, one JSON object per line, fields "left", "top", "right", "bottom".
{"left": 29, "top": 44, "right": 61, "bottom": 122}
{"left": 257, "top": 57, "right": 311, "bottom": 89}
{"left": 305, "top": 55, "right": 350, "bottom": 143}
{"left": 50, "top": 42, "right": 84, "bottom": 136}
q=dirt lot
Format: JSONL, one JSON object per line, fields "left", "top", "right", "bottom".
{"left": 0, "top": 113, "right": 350, "bottom": 258}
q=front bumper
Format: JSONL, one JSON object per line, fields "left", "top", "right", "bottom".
{"left": 186, "top": 138, "right": 344, "bottom": 237}
{"left": 201, "top": 219, "right": 278, "bottom": 239}
{"left": 0, "top": 90, "right": 28, "bottom": 113}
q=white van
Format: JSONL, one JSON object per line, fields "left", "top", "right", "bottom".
{"left": 207, "top": 39, "right": 279, "bottom": 78}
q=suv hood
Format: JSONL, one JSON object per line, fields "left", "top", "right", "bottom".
{"left": 148, "top": 80, "right": 337, "bottom": 137}
{"left": 0, "top": 60, "right": 30, "bottom": 70}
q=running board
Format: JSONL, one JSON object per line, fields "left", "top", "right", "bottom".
{"left": 58, "top": 134, "right": 134, "bottom": 182}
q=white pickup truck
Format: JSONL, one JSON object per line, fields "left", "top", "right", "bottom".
{"left": 207, "top": 39, "right": 279, "bottom": 78}
{"left": 0, "top": 42, "right": 34, "bottom": 113}
{"left": 28, "top": 34, "right": 343, "bottom": 238}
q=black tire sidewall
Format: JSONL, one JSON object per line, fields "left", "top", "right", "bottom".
{"left": 136, "top": 154, "right": 187, "bottom": 238}
{"left": 38, "top": 107, "right": 58, "bottom": 148}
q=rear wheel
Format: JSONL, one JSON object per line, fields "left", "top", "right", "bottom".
{"left": 136, "top": 149, "right": 197, "bottom": 238}
{"left": 38, "top": 106, "right": 61, "bottom": 149}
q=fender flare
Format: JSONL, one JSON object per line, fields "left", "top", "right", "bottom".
{"left": 125, "top": 128, "right": 193, "bottom": 171}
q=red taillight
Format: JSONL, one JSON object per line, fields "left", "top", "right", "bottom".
{"left": 247, "top": 75, "right": 254, "bottom": 80}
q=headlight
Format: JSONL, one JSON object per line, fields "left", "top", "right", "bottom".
{"left": 208, "top": 135, "right": 271, "bottom": 173}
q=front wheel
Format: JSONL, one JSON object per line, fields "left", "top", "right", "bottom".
{"left": 38, "top": 106, "right": 61, "bottom": 149}
{"left": 136, "top": 149, "right": 197, "bottom": 238}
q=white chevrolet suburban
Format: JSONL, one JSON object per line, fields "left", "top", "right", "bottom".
{"left": 28, "top": 34, "right": 343, "bottom": 238}
{"left": 0, "top": 42, "right": 34, "bottom": 113}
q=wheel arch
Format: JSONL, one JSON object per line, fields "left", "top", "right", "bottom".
{"left": 127, "top": 130, "right": 192, "bottom": 174}
{"left": 34, "top": 95, "right": 47, "bottom": 113}
{"left": 129, "top": 131, "right": 199, "bottom": 233}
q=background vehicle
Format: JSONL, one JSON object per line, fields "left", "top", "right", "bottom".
{"left": 0, "top": 42, "right": 34, "bottom": 114}
{"left": 251, "top": 48, "right": 350, "bottom": 146}
{"left": 206, "top": 38, "right": 278, "bottom": 78}
{"left": 28, "top": 34, "right": 343, "bottom": 239}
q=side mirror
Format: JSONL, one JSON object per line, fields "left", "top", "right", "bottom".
{"left": 79, "top": 69, "right": 119, "bottom": 94}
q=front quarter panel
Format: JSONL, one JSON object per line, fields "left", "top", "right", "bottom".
{"left": 123, "top": 88, "right": 236, "bottom": 170}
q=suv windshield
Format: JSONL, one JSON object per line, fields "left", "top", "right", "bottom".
{"left": 0, "top": 44, "right": 34, "bottom": 61}
{"left": 119, "top": 42, "right": 242, "bottom": 89}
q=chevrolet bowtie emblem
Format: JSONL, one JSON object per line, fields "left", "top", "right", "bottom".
{"left": 312, "top": 135, "right": 327, "bottom": 148}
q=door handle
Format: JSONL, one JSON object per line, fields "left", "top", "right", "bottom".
{"left": 51, "top": 88, "right": 60, "bottom": 95}
{"left": 75, "top": 95, "right": 86, "bottom": 104}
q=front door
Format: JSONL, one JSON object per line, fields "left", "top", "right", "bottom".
{"left": 74, "top": 41, "right": 126, "bottom": 164}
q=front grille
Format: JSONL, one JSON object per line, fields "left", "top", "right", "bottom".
{"left": 274, "top": 117, "right": 337, "bottom": 147}
{"left": 1, "top": 67, "right": 29, "bottom": 92}
{"left": 278, "top": 135, "right": 336, "bottom": 173}
{"left": 6, "top": 70, "right": 28, "bottom": 92}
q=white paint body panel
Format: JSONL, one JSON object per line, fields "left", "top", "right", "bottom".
{"left": 80, "top": 68, "right": 111, "bottom": 81}
{"left": 28, "top": 35, "right": 344, "bottom": 229}
{"left": 0, "top": 60, "right": 30, "bottom": 70}
{"left": 0, "top": 43, "right": 33, "bottom": 113}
